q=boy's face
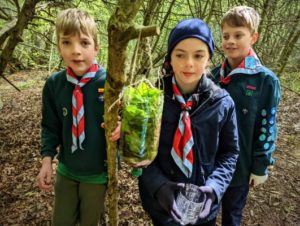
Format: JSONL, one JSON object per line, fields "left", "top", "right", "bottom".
{"left": 58, "top": 32, "right": 98, "bottom": 76}
{"left": 170, "top": 38, "right": 210, "bottom": 94}
{"left": 221, "top": 23, "right": 258, "bottom": 68}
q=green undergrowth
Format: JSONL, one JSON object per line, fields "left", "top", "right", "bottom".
{"left": 279, "top": 72, "right": 300, "bottom": 94}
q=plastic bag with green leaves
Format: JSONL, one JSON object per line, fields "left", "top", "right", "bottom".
{"left": 121, "top": 81, "right": 164, "bottom": 167}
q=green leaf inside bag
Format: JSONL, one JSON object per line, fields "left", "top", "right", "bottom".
{"left": 121, "top": 81, "right": 164, "bottom": 166}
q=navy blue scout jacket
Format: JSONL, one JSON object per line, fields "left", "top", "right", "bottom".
{"left": 139, "top": 75, "right": 239, "bottom": 224}
{"left": 41, "top": 68, "right": 107, "bottom": 176}
{"left": 212, "top": 58, "right": 281, "bottom": 186}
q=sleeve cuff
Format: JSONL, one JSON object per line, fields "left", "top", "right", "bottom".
{"left": 251, "top": 159, "right": 268, "bottom": 176}
{"left": 41, "top": 150, "right": 56, "bottom": 159}
{"left": 205, "top": 179, "right": 221, "bottom": 203}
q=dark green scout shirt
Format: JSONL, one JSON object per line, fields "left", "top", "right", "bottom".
{"left": 41, "top": 67, "right": 107, "bottom": 183}
{"left": 212, "top": 57, "right": 281, "bottom": 186}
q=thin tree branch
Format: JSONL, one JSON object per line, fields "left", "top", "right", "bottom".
{"left": 13, "top": 0, "right": 20, "bottom": 14}
{"left": 0, "top": 75, "right": 21, "bottom": 92}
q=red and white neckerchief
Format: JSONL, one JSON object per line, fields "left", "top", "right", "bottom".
{"left": 66, "top": 63, "right": 98, "bottom": 153}
{"left": 171, "top": 76, "right": 194, "bottom": 178}
{"left": 219, "top": 48, "right": 261, "bottom": 85}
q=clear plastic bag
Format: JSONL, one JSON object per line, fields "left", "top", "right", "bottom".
{"left": 121, "top": 81, "right": 163, "bottom": 167}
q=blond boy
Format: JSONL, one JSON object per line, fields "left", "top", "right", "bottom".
{"left": 37, "top": 9, "right": 120, "bottom": 225}
{"left": 212, "top": 6, "right": 281, "bottom": 226}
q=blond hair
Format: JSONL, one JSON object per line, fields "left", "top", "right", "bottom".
{"left": 221, "top": 6, "right": 261, "bottom": 34}
{"left": 56, "top": 8, "right": 98, "bottom": 46}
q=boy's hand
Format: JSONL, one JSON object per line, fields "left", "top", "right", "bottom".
{"left": 110, "top": 120, "right": 121, "bottom": 141}
{"left": 249, "top": 173, "right": 268, "bottom": 187}
{"left": 37, "top": 156, "right": 53, "bottom": 191}
{"left": 101, "top": 116, "right": 121, "bottom": 141}
{"left": 267, "top": 165, "right": 274, "bottom": 171}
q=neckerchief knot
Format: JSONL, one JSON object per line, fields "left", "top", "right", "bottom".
{"left": 220, "top": 48, "right": 262, "bottom": 85}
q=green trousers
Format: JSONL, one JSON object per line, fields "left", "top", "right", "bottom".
{"left": 52, "top": 173, "right": 106, "bottom": 226}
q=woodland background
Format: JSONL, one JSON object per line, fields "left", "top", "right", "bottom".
{"left": 0, "top": 0, "right": 299, "bottom": 225}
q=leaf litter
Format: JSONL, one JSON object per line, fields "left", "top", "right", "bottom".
{"left": 0, "top": 71, "right": 299, "bottom": 226}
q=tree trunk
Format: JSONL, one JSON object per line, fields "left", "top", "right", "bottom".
{"left": 135, "top": 0, "right": 176, "bottom": 76}
{"left": 129, "top": 0, "right": 162, "bottom": 79}
{"left": 0, "top": 0, "right": 41, "bottom": 78}
{"left": 0, "top": 18, "right": 17, "bottom": 48}
{"left": 277, "top": 27, "right": 300, "bottom": 75}
{"left": 105, "top": 1, "right": 159, "bottom": 225}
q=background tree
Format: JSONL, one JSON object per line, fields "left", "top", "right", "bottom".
{"left": 1, "top": 0, "right": 299, "bottom": 79}
{"left": 0, "top": 0, "right": 75, "bottom": 89}
{"left": 0, "top": 0, "right": 43, "bottom": 90}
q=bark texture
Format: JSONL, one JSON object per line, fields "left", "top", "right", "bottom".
{"left": 105, "top": 1, "right": 159, "bottom": 225}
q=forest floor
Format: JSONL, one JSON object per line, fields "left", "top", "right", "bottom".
{"left": 0, "top": 70, "right": 299, "bottom": 226}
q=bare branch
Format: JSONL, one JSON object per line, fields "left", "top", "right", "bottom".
{"left": 0, "top": 7, "right": 11, "bottom": 20}
{"left": 0, "top": 74, "right": 21, "bottom": 92}
{"left": 121, "top": 25, "right": 159, "bottom": 42}
{"left": 13, "top": 0, "right": 20, "bottom": 14}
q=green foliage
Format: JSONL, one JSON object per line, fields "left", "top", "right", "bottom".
{"left": 121, "top": 81, "right": 163, "bottom": 164}
{"left": 280, "top": 72, "right": 300, "bottom": 93}
{"left": 2, "top": 0, "right": 111, "bottom": 74}
{"left": 1, "top": 0, "right": 299, "bottom": 77}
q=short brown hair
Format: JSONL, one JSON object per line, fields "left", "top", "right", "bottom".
{"left": 56, "top": 8, "right": 98, "bottom": 46}
{"left": 221, "top": 6, "right": 261, "bottom": 34}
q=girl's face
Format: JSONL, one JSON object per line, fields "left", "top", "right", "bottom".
{"left": 170, "top": 38, "right": 210, "bottom": 94}
{"left": 58, "top": 31, "right": 98, "bottom": 76}
{"left": 221, "top": 23, "right": 258, "bottom": 68}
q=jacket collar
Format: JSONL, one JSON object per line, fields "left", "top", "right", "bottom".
{"left": 220, "top": 48, "right": 264, "bottom": 85}
{"left": 163, "top": 74, "right": 223, "bottom": 108}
